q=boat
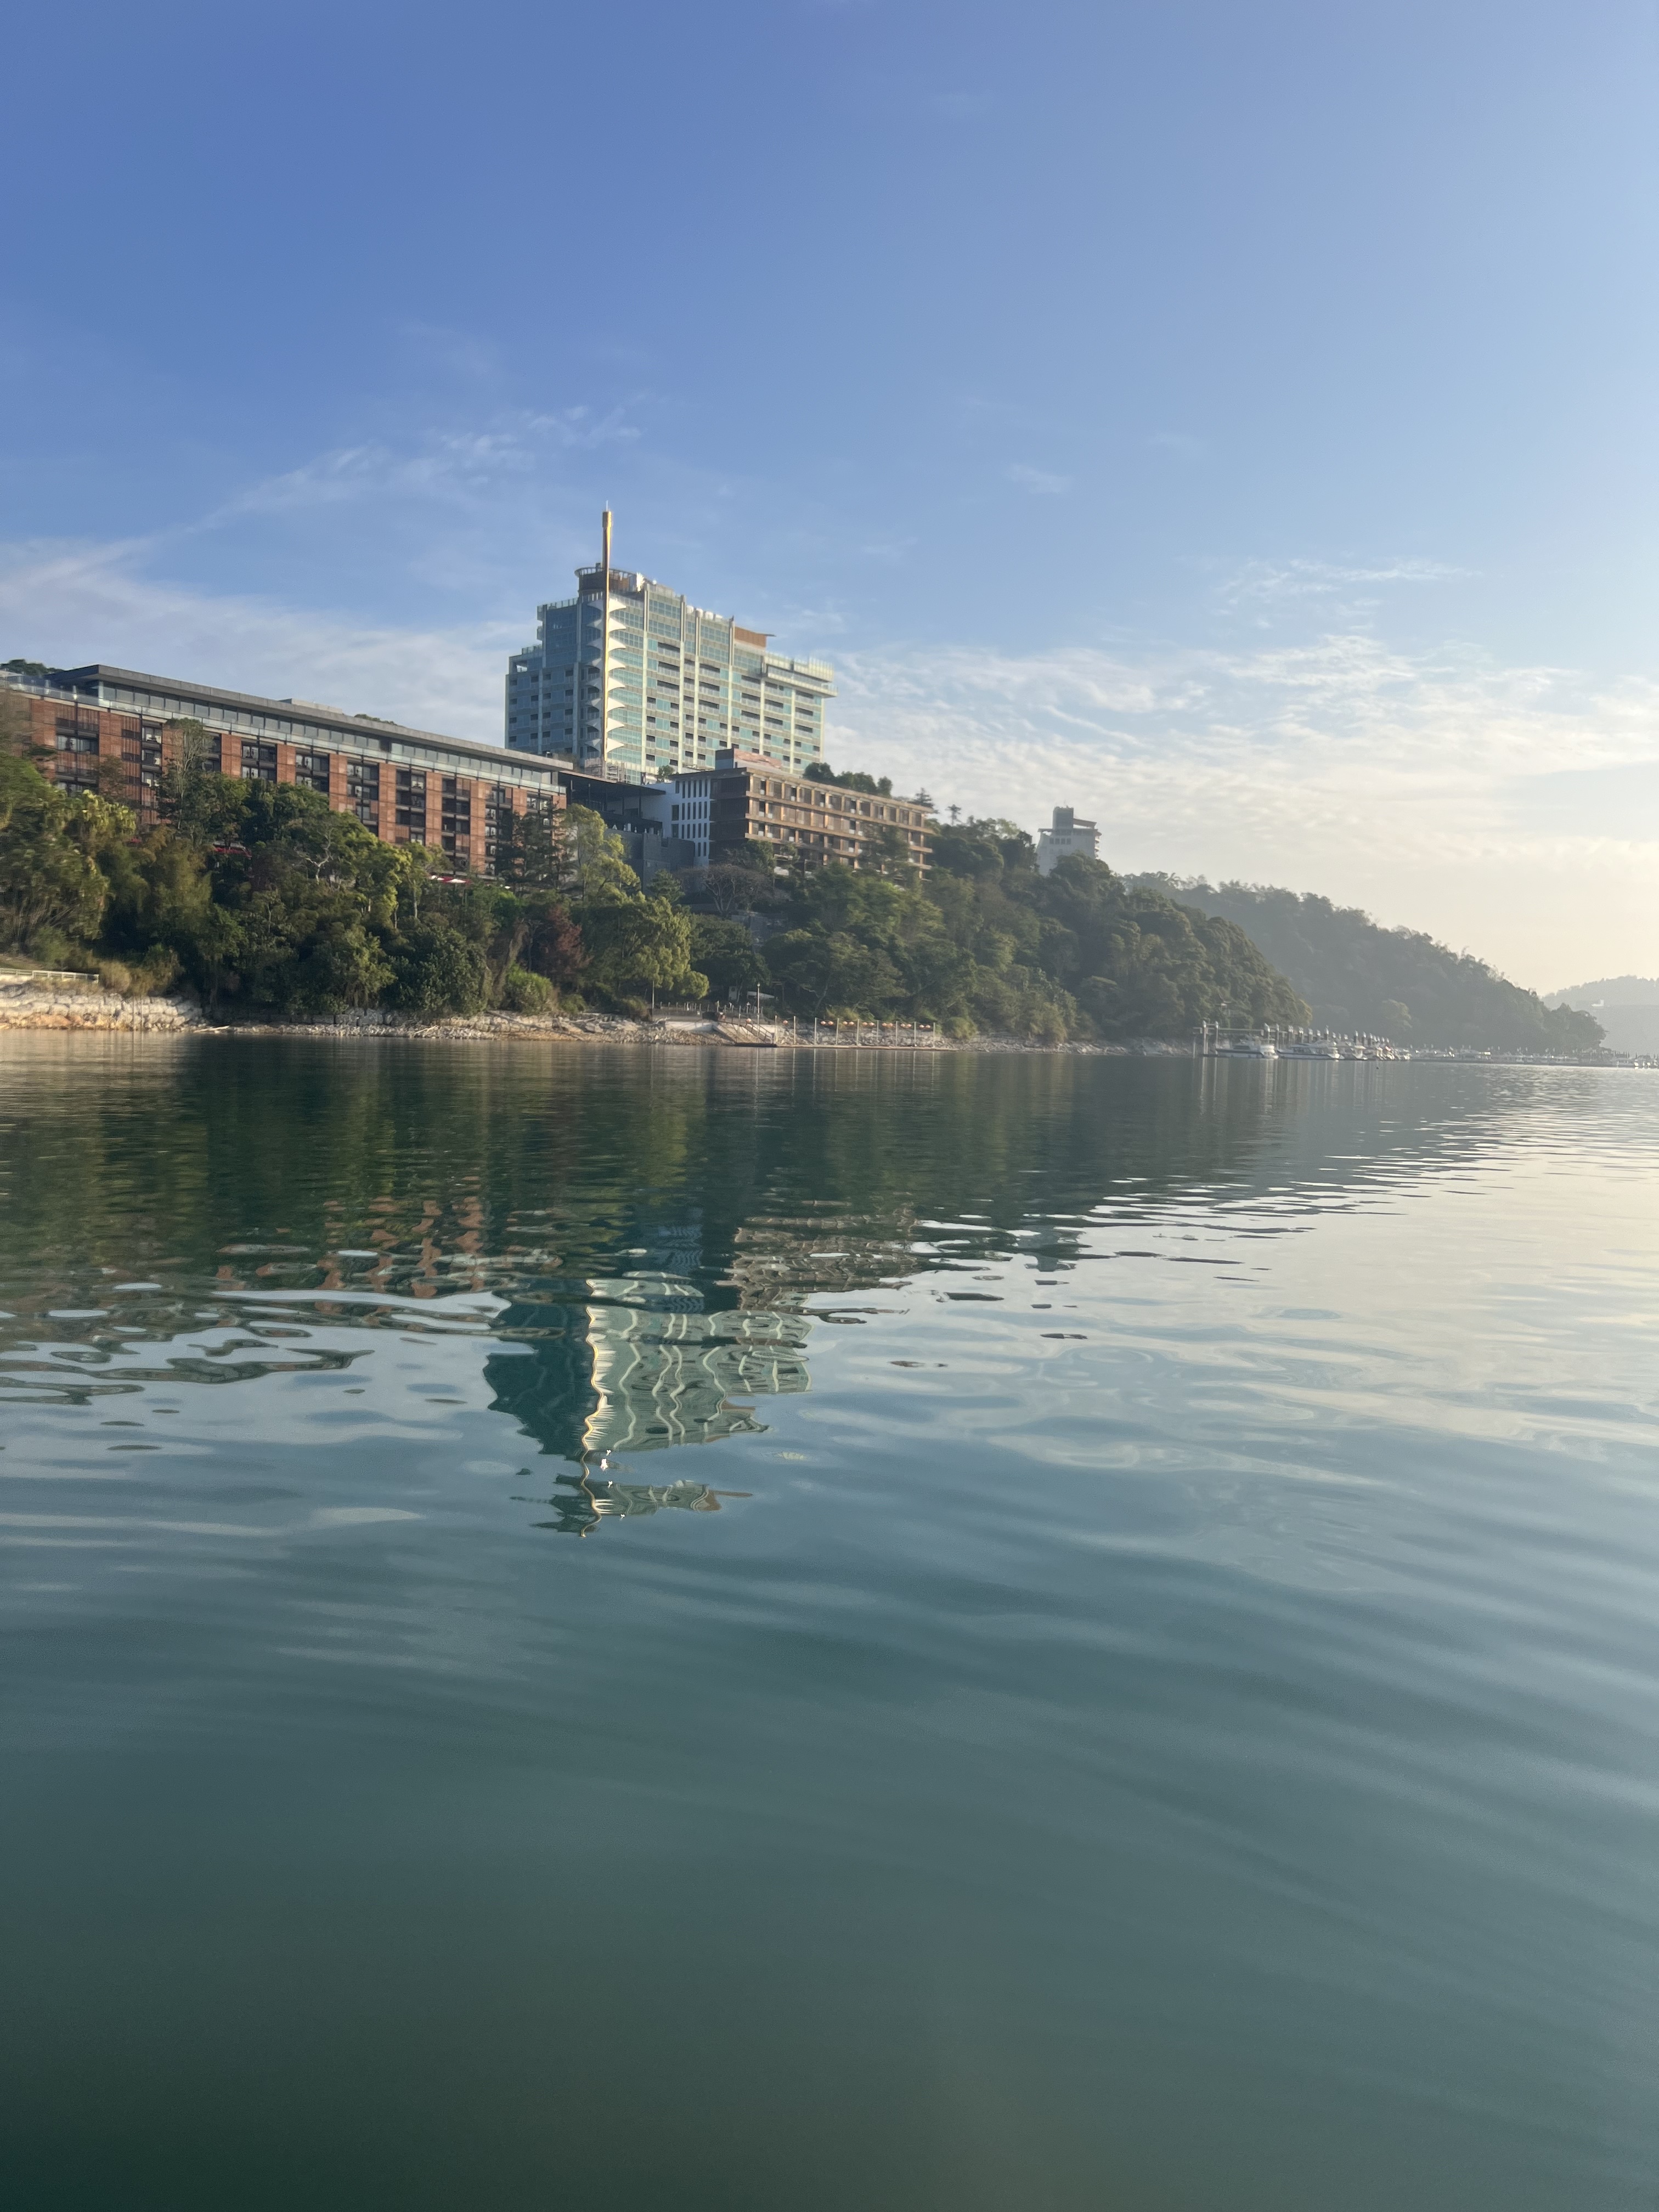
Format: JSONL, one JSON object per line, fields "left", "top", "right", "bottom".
{"left": 1212, "top": 1034, "right": 1277, "bottom": 1058}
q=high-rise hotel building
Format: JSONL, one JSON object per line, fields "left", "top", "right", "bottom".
{"left": 504, "top": 515, "right": 834, "bottom": 780}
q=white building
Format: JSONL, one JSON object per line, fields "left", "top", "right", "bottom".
{"left": 1036, "top": 805, "right": 1100, "bottom": 874}
{"left": 505, "top": 512, "right": 834, "bottom": 783}
{"left": 664, "top": 770, "right": 716, "bottom": 866}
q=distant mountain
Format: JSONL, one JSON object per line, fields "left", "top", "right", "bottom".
{"left": 1544, "top": 977, "right": 1659, "bottom": 1056}
{"left": 1129, "top": 877, "right": 1604, "bottom": 1052}
{"left": 1546, "top": 974, "right": 1659, "bottom": 1007}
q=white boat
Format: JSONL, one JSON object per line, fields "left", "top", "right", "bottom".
{"left": 1214, "top": 1035, "right": 1277, "bottom": 1058}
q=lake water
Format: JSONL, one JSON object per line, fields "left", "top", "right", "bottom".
{"left": 2, "top": 1038, "right": 1656, "bottom": 2210}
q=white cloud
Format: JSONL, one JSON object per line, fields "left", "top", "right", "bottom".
{"left": 830, "top": 632, "right": 1659, "bottom": 988}
{"left": 0, "top": 539, "right": 509, "bottom": 740}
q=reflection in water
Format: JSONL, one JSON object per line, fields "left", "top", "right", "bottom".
{"left": 487, "top": 1277, "right": 810, "bottom": 1464}
{"left": 523, "top": 1466, "right": 751, "bottom": 1538}
{"left": 5, "top": 1039, "right": 1659, "bottom": 2210}
{"left": 0, "top": 1041, "right": 1640, "bottom": 1494}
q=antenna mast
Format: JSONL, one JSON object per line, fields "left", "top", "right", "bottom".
{"left": 598, "top": 508, "right": 612, "bottom": 775}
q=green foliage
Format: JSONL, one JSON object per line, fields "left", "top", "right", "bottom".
{"left": 0, "top": 755, "right": 1593, "bottom": 1050}
{"left": 579, "top": 896, "right": 708, "bottom": 1006}
{"left": 393, "top": 923, "right": 490, "bottom": 1018}
{"left": 0, "top": 753, "right": 132, "bottom": 955}
{"left": 500, "top": 964, "right": 554, "bottom": 1014}
{"left": 0, "top": 762, "right": 592, "bottom": 1020}
{"left": 1135, "top": 877, "right": 1603, "bottom": 1050}
{"left": 738, "top": 838, "right": 781, "bottom": 878}
{"left": 751, "top": 831, "right": 1306, "bottom": 1039}
{"left": 492, "top": 804, "right": 566, "bottom": 891}
{"left": 696, "top": 861, "right": 774, "bottom": 918}
{"left": 804, "top": 763, "right": 893, "bottom": 797}
{"left": 1, "top": 684, "right": 40, "bottom": 761}
{"left": 562, "top": 805, "right": 640, "bottom": 904}
{"left": 689, "top": 915, "right": 769, "bottom": 1003}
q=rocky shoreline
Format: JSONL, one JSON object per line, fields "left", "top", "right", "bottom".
{"left": 0, "top": 983, "right": 1166, "bottom": 1053}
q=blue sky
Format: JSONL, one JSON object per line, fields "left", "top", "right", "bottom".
{"left": 4, "top": 0, "right": 1656, "bottom": 986}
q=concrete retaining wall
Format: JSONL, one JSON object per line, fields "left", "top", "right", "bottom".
{"left": 0, "top": 983, "right": 204, "bottom": 1032}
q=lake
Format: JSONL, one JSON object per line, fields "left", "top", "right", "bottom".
{"left": 2, "top": 1038, "right": 1656, "bottom": 2210}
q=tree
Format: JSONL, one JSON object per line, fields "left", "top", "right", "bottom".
{"left": 580, "top": 898, "right": 708, "bottom": 1007}
{"left": 738, "top": 837, "right": 781, "bottom": 878}
{"left": 1131, "top": 876, "right": 1600, "bottom": 1050}
{"left": 0, "top": 684, "right": 40, "bottom": 763}
{"left": 689, "top": 915, "right": 766, "bottom": 1002}
{"left": 563, "top": 805, "right": 640, "bottom": 903}
{"left": 693, "top": 863, "right": 771, "bottom": 919}
{"left": 494, "top": 804, "right": 566, "bottom": 891}
{"left": 0, "top": 755, "right": 131, "bottom": 955}
{"left": 804, "top": 763, "right": 893, "bottom": 796}
{"left": 522, "top": 900, "right": 588, "bottom": 994}
{"left": 862, "top": 823, "right": 912, "bottom": 878}
{"left": 157, "top": 719, "right": 224, "bottom": 835}
{"left": 393, "top": 923, "right": 490, "bottom": 1017}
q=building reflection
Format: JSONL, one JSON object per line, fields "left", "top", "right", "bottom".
{"left": 483, "top": 1270, "right": 812, "bottom": 1474}
{"left": 480, "top": 1211, "right": 919, "bottom": 1534}
{"left": 526, "top": 1470, "right": 750, "bottom": 1539}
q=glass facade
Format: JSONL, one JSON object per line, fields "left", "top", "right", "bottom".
{"left": 505, "top": 552, "right": 834, "bottom": 780}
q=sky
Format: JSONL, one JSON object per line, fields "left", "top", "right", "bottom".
{"left": 3, "top": 0, "right": 1656, "bottom": 991}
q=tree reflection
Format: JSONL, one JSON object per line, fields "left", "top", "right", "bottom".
{"left": 0, "top": 1039, "right": 1548, "bottom": 1533}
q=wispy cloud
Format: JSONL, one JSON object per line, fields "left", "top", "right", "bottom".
{"left": 830, "top": 631, "right": 1659, "bottom": 985}
{"left": 0, "top": 539, "right": 511, "bottom": 739}
{"left": 1219, "top": 555, "right": 1471, "bottom": 608}
{"left": 4, "top": 530, "right": 1656, "bottom": 987}
{"left": 216, "top": 409, "right": 641, "bottom": 523}
{"left": 1004, "top": 464, "right": 1071, "bottom": 496}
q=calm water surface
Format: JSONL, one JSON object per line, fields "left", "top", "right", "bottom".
{"left": 2, "top": 1039, "right": 1656, "bottom": 2210}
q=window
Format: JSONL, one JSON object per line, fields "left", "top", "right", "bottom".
{"left": 394, "top": 767, "right": 427, "bottom": 831}
{"left": 241, "top": 740, "right": 277, "bottom": 782}
{"left": 295, "top": 749, "right": 331, "bottom": 795}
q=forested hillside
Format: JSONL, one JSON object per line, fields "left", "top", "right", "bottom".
{"left": 0, "top": 741, "right": 706, "bottom": 1019}
{"left": 1132, "top": 876, "right": 1602, "bottom": 1051}
{"left": 1, "top": 721, "right": 1305, "bottom": 1039}
{"left": 746, "top": 817, "right": 1305, "bottom": 1041}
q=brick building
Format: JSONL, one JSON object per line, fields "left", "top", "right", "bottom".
{"left": 5, "top": 664, "right": 567, "bottom": 874}
{"left": 4, "top": 668, "right": 932, "bottom": 883}
{"left": 702, "top": 751, "right": 933, "bottom": 872}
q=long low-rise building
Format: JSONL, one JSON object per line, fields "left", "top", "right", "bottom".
{"left": 700, "top": 751, "right": 933, "bottom": 871}
{"left": 4, "top": 663, "right": 571, "bottom": 872}
{"left": 3, "top": 666, "right": 933, "bottom": 881}
{"left": 568, "top": 751, "right": 933, "bottom": 877}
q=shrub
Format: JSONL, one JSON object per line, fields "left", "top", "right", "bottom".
{"left": 392, "top": 923, "right": 489, "bottom": 1018}
{"left": 500, "top": 963, "right": 554, "bottom": 1014}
